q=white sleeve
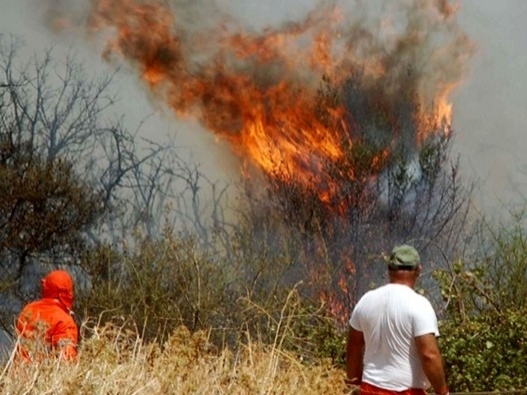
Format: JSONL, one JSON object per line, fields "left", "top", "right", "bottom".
{"left": 412, "top": 298, "right": 439, "bottom": 337}
{"left": 349, "top": 300, "right": 363, "bottom": 331}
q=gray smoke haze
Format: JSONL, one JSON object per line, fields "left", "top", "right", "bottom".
{"left": 34, "top": 0, "right": 471, "bottom": 200}
{"left": 452, "top": 0, "right": 527, "bottom": 216}
{"left": 0, "top": 0, "right": 239, "bottom": 182}
{"left": 0, "top": 0, "right": 526, "bottom": 216}
{"left": 88, "top": 0, "right": 470, "bottom": 116}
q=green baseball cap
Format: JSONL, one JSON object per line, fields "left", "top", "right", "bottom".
{"left": 388, "top": 244, "right": 420, "bottom": 270}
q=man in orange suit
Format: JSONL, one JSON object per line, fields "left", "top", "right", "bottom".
{"left": 16, "top": 269, "right": 78, "bottom": 361}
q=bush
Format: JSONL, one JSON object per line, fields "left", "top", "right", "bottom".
{"left": 439, "top": 308, "right": 527, "bottom": 391}
{"left": 78, "top": 233, "right": 235, "bottom": 343}
{"left": 434, "top": 213, "right": 527, "bottom": 390}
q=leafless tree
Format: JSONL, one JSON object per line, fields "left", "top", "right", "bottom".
{"left": 0, "top": 36, "right": 233, "bottom": 330}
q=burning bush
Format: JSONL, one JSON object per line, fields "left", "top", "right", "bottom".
{"left": 64, "top": 0, "right": 476, "bottom": 322}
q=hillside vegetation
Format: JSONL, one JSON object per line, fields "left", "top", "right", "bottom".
{"left": 2, "top": 220, "right": 527, "bottom": 393}
{"left": 2, "top": 37, "right": 527, "bottom": 394}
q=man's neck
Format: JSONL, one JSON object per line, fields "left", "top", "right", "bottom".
{"left": 389, "top": 276, "right": 416, "bottom": 289}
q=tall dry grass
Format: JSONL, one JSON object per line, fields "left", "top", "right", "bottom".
{"left": 0, "top": 321, "right": 347, "bottom": 394}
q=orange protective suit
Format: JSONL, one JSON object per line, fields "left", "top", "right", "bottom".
{"left": 16, "top": 270, "right": 78, "bottom": 361}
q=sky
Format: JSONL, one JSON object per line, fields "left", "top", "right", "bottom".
{"left": 1, "top": 0, "right": 527, "bottom": 217}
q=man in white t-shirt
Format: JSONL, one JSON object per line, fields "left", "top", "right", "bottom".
{"left": 346, "top": 244, "right": 449, "bottom": 395}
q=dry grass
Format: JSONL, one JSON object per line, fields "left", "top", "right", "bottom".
{"left": 0, "top": 322, "right": 347, "bottom": 394}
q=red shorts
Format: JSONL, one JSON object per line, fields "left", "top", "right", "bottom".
{"left": 360, "top": 382, "right": 427, "bottom": 395}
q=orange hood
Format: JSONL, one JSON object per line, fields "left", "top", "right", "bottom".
{"left": 41, "top": 270, "right": 74, "bottom": 311}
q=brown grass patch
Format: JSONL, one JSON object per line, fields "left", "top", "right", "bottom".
{"left": 1, "top": 320, "right": 348, "bottom": 394}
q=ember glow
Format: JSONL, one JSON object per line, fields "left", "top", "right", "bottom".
{"left": 87, "top": 0, "right": 473, "bottom": 207}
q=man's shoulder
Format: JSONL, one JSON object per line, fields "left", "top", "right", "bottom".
{"left": 356, "top": 284, "right": 433, "bottom": 306}
{"left": 355, "top": 285, "right": 392, "bottom": 306}
{"left": 356, "top": 286, "right": 382, "bottom": 302}
{"left": 22, "top": 299, "right": 44, "bottom": 309}
{"left": 365, "top": 283, "right": 392, "bottom": 295}
{"left": 403, "top": 292, "right": 437, "bottom": 321}
{"left": 375, "top": 284, "right": 435, "bottom": 311}
{"left": 19, "top": 300, "right": 45, "bottom": 317}
{"left": 411, "top": 291, "right": 435, "bottom": 306}
{"left": 21, "top": 299, "right": 73, "bottom": 320}
{"left": 397, "top": 288, "right": 435, "bottom": 310}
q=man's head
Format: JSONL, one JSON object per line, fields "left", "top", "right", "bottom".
{"left": 387, "top": 244, "right": 421, "bottom": 286}
{"left": 41, "top": 270, "right": 74, "bottom": 311}
{"left": 388, "top": 244, "right": 420, "bottom": 270}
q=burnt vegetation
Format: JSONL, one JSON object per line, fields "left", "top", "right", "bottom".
{"left": 248, "top": 73, "right": 472, "bottom": 308}
{"left": 264, "top": 73, "right": 467, "bottom": 236}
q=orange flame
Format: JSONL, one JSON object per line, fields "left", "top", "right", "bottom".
{"left": 87, "top": 0, "right": 472, "bottom": 204}
{"left": 76, "top": 0, "right": 475, "bottom": 324}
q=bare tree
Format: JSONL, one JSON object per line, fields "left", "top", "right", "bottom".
{"left": 0, "top": 36, "right": 236, "bottom": 330}
{"left": 0, "top": 36, "right": 219, "bottom": 242}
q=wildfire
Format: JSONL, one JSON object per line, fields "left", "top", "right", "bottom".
{"left": 87, "top": 0, "right": 472, "bottom": 207}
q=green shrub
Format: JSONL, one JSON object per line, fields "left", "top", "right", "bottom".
{"left": 77, "top": 234, "right": 235, "bottom": 344}
{"left": 439, "top": 308, "right": 527, "bottom": 391}
{"left": 434, "top": 213, "right": 527, "bottom": 391}
{"left": 76, "top": 228, "right": 332, "bottom": 354}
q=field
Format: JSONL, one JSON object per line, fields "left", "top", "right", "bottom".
{"left": 1, "top": 323, "right": 347, "bottom": 394}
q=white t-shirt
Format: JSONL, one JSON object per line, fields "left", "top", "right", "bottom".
{"left": 349, "top": 283, "right": 439, "bottom": 391}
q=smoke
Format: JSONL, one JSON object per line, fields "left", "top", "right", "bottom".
{"left": 452, "top": 0, "right": 527, "bottom": 214}
{"left": 3, "top": 0, "right": 474, "bottom": 236}
{"left": 3, "top": 0, "right": 525, "bottom": 327}
{"left": 335, "top": 0, "right": 471, "bottom": 105}
{"left": 84, "top": 0, "right": 471, "bottom": 105}
{"left": 7, "top": 0, "right": 525, "bottom": 215}
{"left": 44, "top": 0, "right": 470, "bottom": 177}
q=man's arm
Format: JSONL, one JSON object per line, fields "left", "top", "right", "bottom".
{"left": 414, "top": 333, "right": 448, "bottom": 395}
{"left": 346, "top": 327, "right": 365, "bottom": 385}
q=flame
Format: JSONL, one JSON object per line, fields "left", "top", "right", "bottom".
{"left": 69, "top": 0, "right": 476, "bottom": 324}
{"left": 86, "top": 0, "right": 473, "bottom": 206}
